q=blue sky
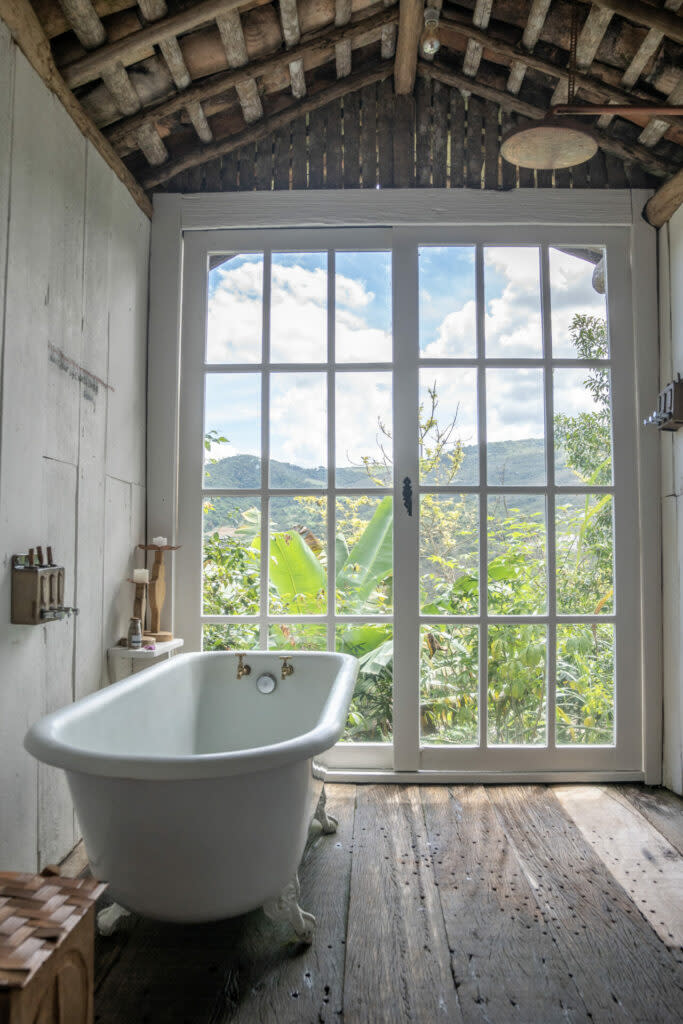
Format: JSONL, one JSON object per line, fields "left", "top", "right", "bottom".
{"left": 204, "top": 247, "right": 607, "bottom": 473}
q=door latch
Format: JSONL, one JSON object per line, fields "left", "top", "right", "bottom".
{"left": 402, "top": 477, "right": 413, "bottom": 516}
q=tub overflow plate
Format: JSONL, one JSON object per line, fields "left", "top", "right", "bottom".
{"left": 256, "top": 672, "right": 277, "bottom": 694}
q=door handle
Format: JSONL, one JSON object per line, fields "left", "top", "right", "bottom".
{"left": 402, "top": 477, "right": 413, "bottom": 516}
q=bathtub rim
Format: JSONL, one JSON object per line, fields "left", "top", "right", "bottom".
{"left": 24, "top": 650, "right": 358, "bottom": 781}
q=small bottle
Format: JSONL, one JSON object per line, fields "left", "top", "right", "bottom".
{"left": 128, "top": 617, "right": 143, "bottom": 649}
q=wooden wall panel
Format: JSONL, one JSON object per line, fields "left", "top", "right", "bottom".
{"left": 160, "top": 78, "right": 659, "bottom": 194}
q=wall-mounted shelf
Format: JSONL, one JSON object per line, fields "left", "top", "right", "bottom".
{"left": 107, "top": 639, "right": 184, "bottom": 683}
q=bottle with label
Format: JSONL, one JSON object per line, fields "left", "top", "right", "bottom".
{"left": 128, "top": 617, "right": 143, "bottom": 649}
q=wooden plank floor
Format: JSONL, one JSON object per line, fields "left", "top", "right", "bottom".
{"left": 91, "top": 785, "right": 683, "bottom": 1024}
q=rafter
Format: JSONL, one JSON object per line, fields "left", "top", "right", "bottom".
{"left": 105, "top": 6, "right": 398, "bottom": 151}
{"left": 506, "top": 0, "right": 552, "bottom": 95}
{"left": 419, "top": 61, "right": 677, "bottom": 179}
{"left": 394, "top": 0, "right": 422, "bottom": 94}
{"left": 216, "top": 9, "right": 264, "bottom": 122}
{"left": 142, "top": 61, "right": 394, "bottom": 188}
{"left": 462, "top": 0, "right": 492, "bottom": 78}
{"left": 551, "top": 5, "right": 614, "bottom": 105}
{"left": 278, "top": 0, "right": 307, "bottom": 98}
{"left": 335, "top": 0, "right": 353, "bottom": 78}
{"left": 639, "top": 74, "right": 683, "bottom": 147}
{"left": 61, "top": 0, "right": 250, "bottom": 88}
{"left": 644, "top": 166, "right": 683, "bottom": 227}
{"left": 580, "top": 0, "right": 683, "bottom": 44}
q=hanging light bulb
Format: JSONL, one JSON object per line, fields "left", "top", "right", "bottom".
{"left": 421, "top": 7, "right": 441, "bottom": 56}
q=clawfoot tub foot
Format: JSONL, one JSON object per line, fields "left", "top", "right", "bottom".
{"left": 263, "top": 874, "right": 316, "bottom": 944}
{"left": 97, "top": 901, "right": 131, "bottom": 936}
{"left": 313, "top": 786, "right": 338, "bottom": 835}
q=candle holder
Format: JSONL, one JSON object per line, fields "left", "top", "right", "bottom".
{"left": 138, "top": 544, "right": 181, "bottom": 641}
{"left": 128, "top": 580, "right": 148, "bottom": 632}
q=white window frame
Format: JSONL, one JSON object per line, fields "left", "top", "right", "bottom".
{"left": 147, "top": 189, "right": 660, "bottom": 784}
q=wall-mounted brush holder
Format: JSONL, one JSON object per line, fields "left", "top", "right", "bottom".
{"left": 11, "top": 551, "right": 78, "bottom": 625}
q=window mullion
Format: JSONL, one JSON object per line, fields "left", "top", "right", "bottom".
{"left": 260, "top": 249, "right": 271, "bottom": 648}
{"left": 541, "top": 243, "right": 557, "bottom": 752}
{"left": 476, "top": 243, "right": 488, "bottom": 752}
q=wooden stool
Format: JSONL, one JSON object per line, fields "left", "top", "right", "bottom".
{"left": 0, "top": 870, "right": 106, "bottom": 1024}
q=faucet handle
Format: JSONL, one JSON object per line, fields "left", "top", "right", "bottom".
{"left": 236, "top": 653, "right": 251, "bottom": 677}
{"left": 279, "top": 657, "right": 294, "bottom": 679}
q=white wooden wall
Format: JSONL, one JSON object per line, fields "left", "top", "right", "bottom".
{"left": 0, "top": 19, "right": 150, "bottom": 871}
{"left": 660, "top": 205, "right": 683, "bottom": 795}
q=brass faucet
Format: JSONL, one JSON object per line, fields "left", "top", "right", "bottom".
{"left": 236, "top": 653, "right": 251, "bottom": 679}
{"left": 279, "top": 657, "right": 294, "bottom": 680}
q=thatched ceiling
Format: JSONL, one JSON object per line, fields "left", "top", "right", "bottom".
{"left": 6, "top": 0, "right": 683, "bottom": 208}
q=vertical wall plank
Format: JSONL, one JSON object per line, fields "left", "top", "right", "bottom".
{"left": 500, "top": 111, "right": 516, "bottom": 189}
{"left": 393, "top": 94, "right": 415, "bottom": 188}
{"left": 203, "top": 158, "right": 222, "bottom": 191}
{"left": 588, "top": 149, "right": 607, "bottom": 187}
{"left": 254, "top": 139, "right": 272, "bottom": 190}
{"left": 309, "top": 107, "right": 326, "bottom": 188}
{"left": 572, "top": 160, "right": 588, "bottom": 188}
{"left": 431, "top": 80, "right": 447, "bottom": 188}
{"left": 449, "top": 89, "right": 465, "bottom": 188}
{"left": 377, "top": 77, "right": 394, "bottom": 187}
{"left": 0, "top": 19, "right": 14, "bottom": 398}
{"left": 343, "top": 91, "right": 360, "bottom": 188}
{"left": 554, "top": 167, "right": 571, "bottom": 188}
{"left": 273, "top": 127, "right": 290, "bottom": 190}
{"left": 605, "top": 153, "right": 628, "bottom": 188}
{"left": 220, "top": 151, "right": 238, "bottom": 189}
{"left": 238, "top": 143, "right": 255, "bottom": 189}
{"left": 360, "top": 83, "right": 377, "bottom": 188}
{"left": 537, "top": 168, "right": 553, "bottom": 188}
{"left": 484, "top": 99, "right": 499, "bottom": 189}
{"left": 291, "top": 116, "right": 307, "bottom": 188}
{"left": 327, "top": 101, "right": 343, "bottom": 187}
{"left": 466, "top": 96, "right": 484, "bottom": 188}
{"left": 416, "top": 76, "right": 432, "bottom": 188}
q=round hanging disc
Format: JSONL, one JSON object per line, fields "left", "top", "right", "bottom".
{"left": 500, "top": 121, "right": 598, "bottom": 170}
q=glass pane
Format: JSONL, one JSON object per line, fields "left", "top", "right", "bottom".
{"left": 554, "top": 368, "right": 612, "bottom": 486}
{"left": 556, "top": 494, "right": 614, "bottom": 615}
{"left": 487, "top": 369, "right": 545, "bottom": 484}
{"left": 488, "top": 495, "right": 546, "bottom": 615}
{"left": 418, "top": 246, "right": 476, "bottom": 357}
{"left": 207, "top": 254, "right": 263, "bottom": 364}
{"left": 202, "top": 624, "right": 260, "bottom": 651}
{"left": 202, "top": 497, "right": 260, "bottom": 616}
{"left": 336, "top": 251, "right": 392, "bottom": 363}
{"left": 419, "top": 368, "right": 478, "bottom": 485}
{"left": 420, "top": 625, "right": 479, "bottom": 745}
{"left": 268, "top": 623, "right": 328, "bottom": 650}
{"left": 336, "top": 623, "right": 393, "bottom": 742}
{"left": 549, "top": 247, "right": 608, "bottom": 359}
{"left": 204, "top": 374, "right": 260, "bottom": 487}
{"left": 268, "top": 496, "right": 327, "bottom": 615}
{"left": 336, "top": 372, "right": 392, "bottom": 487}
{"left": 484, "top": 247, "right": 542, "bottom": 358}
{"left": 420, "top": 495, "right": 478, "bottom": 615}
{"left": 556, "top": 624, "right": 615, "bottom": 746}
{"left": 336, "top": 496, "right": 393, "bottom": 615}
{"left": 269, "top": 373, "right": 326, "bottom": 487}
{"left": 270, "top": 252, "right": 327, "bottom": 363}
{"left": 488, "top": 625, "right": 547, "bottom": 745}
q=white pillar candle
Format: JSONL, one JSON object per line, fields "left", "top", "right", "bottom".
{"left": 133, "top": 569, "right": 149, "bottom": 584}
{"left": 152, "top": 536, "right": 167, "bottom": 546}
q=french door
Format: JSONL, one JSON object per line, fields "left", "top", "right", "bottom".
{"left": 178, "top": 226, "right": 642, "bottom": 777}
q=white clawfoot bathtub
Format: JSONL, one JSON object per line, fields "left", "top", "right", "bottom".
{"left": 24, "top": 651, "right": 357, "bottom": 936}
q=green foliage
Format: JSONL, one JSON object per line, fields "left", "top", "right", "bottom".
{"left": 202, "top": 313, "right": 615, "bottom": 747}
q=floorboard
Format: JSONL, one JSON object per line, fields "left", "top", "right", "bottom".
{"left": 488, "top": 785, "right": 683, "bottom": 1023}
{"left": 343, "top": 785, "right": 462, "bottom": 1023}
{"left": 421, "top": 785, "right": 587, "bottom": 1023}
{"left": 91, "top": 783, "right": 683, "bottom": 1024}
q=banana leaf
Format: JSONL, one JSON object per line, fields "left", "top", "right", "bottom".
{"left": 268, "top": 530, "right": 326, "bottom": 610}
{"left": 336, "top": 496, "right": 393, "bottom": 602}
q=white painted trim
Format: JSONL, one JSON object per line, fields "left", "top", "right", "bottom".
{"left": 175, "top": 189, "right": 636, "bottom": 231}
{"left": 319, "top": 769, "right": 645, "bottom": 783}
{"left": 147, "top": 194, "right": 183, "bottom": 633}
{"left": 630, "top": 197, "right": 663, "bottom": 785}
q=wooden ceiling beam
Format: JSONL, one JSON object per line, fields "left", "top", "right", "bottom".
{"left": 579, "top": 0, "right": 683, "bottom": 45}
{"left": 551, "top": 5, "right": 614, "bottom": 104}
{"left": 381, "top": 0, "right": 397, "bottom": 60}
{"left": 644, "top": 166, "right": 683, "bottom": 227}
{"left": 217, "top": 9, "right": 264, "bottom": 122}
{"left": 394, "top": 0, "right": 422, "bottom": 94}
{"left": 142, "top": 60, "right": 394, "bottom": 188}
{"left": 506, "top": 0, "right": 551, "bottom": 95}
{"left": 335, "top": 0, "right": 353, "bottom": 77}
{"left": 0, "top": 0, "right": 151, "bottom": 214}
{"left": 639, "top": 74, "right": 683, "bottom": 146}
{"left": 278, "top": 0, "right": 307, "bottom": 98}
{"left": 439, "top": 10, "right": 682, "bottom": 131}
{"left": 62, "top": 0, "right": 252, "bottom": 87}
{"left": 138, "top": 0, "right": 214, "bottom": 142}
{"left": 462, "top": 0, "right": 492, "bottom": 78}
{"left": 418, "top": 60, "right": 677, "bottom": 178}
{"left": 105, "top": 5, "right": 398, "bottom": 149}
